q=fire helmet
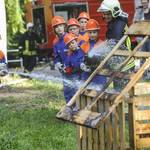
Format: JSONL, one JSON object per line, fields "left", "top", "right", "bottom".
{"left": 97, "top": 0, "right": 122, "bottom": 18}
{"left": 52, "top": 16, "right": 66, "bottom": 27}
{"left": 86, "top": 19, "right": 100, "bottom": 31}
{"left": 77, "top": 12, "right": 90, "bottom": 21}
{"left": 64, "top": 33, "right": 77, "bottom": 45}
{"left": 26, "top": 22, "right": 33, "bottom": 30}
{"left": 67, "top": 18, "right": 80, "bottom": 28}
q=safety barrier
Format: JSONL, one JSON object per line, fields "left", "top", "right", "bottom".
{"left": 7, "top": 49, "right": 23, "bottom": 68}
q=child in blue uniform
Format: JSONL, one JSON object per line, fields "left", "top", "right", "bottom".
{"left": 63, "top": 33, "right": 85, "bottom": 103}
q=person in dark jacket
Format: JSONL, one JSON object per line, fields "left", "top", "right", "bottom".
{"left": 19, "top": 22, "right": 40, "bottom": 73}
{"left": 97, "top": 0, "right": 135, "bottom": 91}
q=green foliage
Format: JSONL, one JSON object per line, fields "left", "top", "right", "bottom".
{"left": 5, "top": 0, "right": 29, "bottom": 48}
{"left": 0, "top": 79, "right": 76, "bottom": 149}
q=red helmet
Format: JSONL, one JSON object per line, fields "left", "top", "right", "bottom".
{"left": 67, "top": 18, "right": 80, "bottom": 28}
{"left": 52, "top": 16, "right": 66, "bottom": 27}
{"left": 86, "top": 19, "right": 100, "bottom": 31}
{"left": 64, "top": 33, "right": 77, "bottom": 45}
{"left": 77, "top": 12, "right": 90, "bottom": 20}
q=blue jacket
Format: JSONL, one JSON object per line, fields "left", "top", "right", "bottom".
{"left": 53, "top": 33, "right": 68, "bottom": 64}
{"left": 106, "top": 16, "right": 128, "bottom": 40}
{"left": 65, "top": 47, "right": 84, "bottom": 75}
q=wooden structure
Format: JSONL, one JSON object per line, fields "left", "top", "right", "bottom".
{"left": 56, "top": 21, "right": 150, "bottom": 150}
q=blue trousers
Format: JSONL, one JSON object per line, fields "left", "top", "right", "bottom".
{"left": 62, "top": 73, "right": 80, "bottom": 103}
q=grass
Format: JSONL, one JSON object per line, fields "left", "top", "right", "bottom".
{"left": 0, "top": 78, "right": 76, "bottom": 150}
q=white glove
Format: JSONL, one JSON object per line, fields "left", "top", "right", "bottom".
{"left": 55, "top": 62, "right": 63, "bottom": 70}
{"left": 55, "top": 62, "right": 66, "bottom": 73}
{"left": 80, "top": 63, "right": 91, "bottom": 72}
{"left": 134, "top": 59, "right": 141, "bottom": 72}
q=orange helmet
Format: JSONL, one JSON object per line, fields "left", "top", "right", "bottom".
{"left": 64, "top": 33, "right": 77, "bottom": 45}
{"left": 67, "top": 18, "right": 80, "bottom": 28}
{"left": 77, "top": 12, "right": 90, "bottom": 20}
{"left": 0, "top": 50, "right": 5, "bottom": 60}
{"left": 86, "top": 19, "right": 100, "bottom": 31}
{"left": 52, "top": 16, "right": 66, "bottom": 27}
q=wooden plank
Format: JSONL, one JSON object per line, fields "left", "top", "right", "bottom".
{"left": 135, "top": 122, "right": 150, "bottom": 134}
{"left": 104, "top": 100, "right": 113, "bottom": 150}
{"left": 112, "top": 109, "right": 118, "bottom": 150}
{"left": 128, "top": 89, "right": 137, "bottom": 150}
{"left": 81, "top": 95, "right": 88, "bottom": 150}
{"left": 77, "top": 97, "right": 82, "bottom": 150}
{"left": 91, "top": 99, "right": 99, "bottom": 150}
{"left": 136, "top": 137, "right": 150, "bottom": 149}
{"left": 135, "top": 110, "right": 150, "bottom": 121}
{"left": 98, "top": 99, "right": 105, "bottom": 150}
{"left": 134, "top": 96, "right": 150, "bottom": 106}
{"left": 126, "top": 21, "right": 150, "bottom": 36}
{"left": 114, "top": 50, "right": 150, "bottom": 58}
{"left": 87, "top": 96, "right": 93, "bottom": 150}
{"left": 134, "top": 82, "right": 150, "bottom": 95}
{"left": 118, "top": 102, "right": 125, "bottom": 150}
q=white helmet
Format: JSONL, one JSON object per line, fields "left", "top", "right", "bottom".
{"left": 26, "top": 22, "right": 33, "bottom": 30}
{"left": 97, "top": 0, "right": 122, "bottom": 18}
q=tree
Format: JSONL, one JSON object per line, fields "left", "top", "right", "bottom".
{"left": 5, "top": 0, "right": 31, "bottom": 48}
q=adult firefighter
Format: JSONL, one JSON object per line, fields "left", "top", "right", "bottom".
{"left": 19, "top": 22, "right": 40, "bottom": 73}
{"left": 97, "top": 0, "right": 135, "bottom": 90}
{"left": 77, "top": 12, "right": 90, "bottom": 42}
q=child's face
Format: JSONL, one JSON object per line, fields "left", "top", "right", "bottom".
{"left": 54, "top": 24, "right": 65, "bottom": 35}
{"left": 68, "top": 25, "right": 80, "bottom": 36}
{"left": 79, "top": 18, "right": 88, "bottom": 31}
{"left": 88, "top": 30, "right": 99, "bottom": 41}
{"left": 68, "top": 40, "right": 78, "bottom": 51}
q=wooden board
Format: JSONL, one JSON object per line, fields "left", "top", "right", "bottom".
{"left": 134, "top": 96, "right": 150, "bottom": 106}
{"left": 135, "top": 110, "right": 150, "bottom": 121}
{"left": 134, "top": 82, "right": 150, "bottom": 95}
{"left": 126, "top": 21, "right": 150, "bottom": 36}
{"left": 136, "top": 137, "right": 150, "bottom": 149}
{"left": 114, "top": 50, "right": 150, "bottom": 58}
{"left": 135, "top": 122, "right": 150, "bottom": 134}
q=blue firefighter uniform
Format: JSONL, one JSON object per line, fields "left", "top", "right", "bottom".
{"left": 81, "top": 39, "right": 107, "bottom": 86}
{"left": 53, "top": 33, "right": 68, "bottom": 64}
{"left": 53, "top": 33, "right": 72, "bottom": 102}
{"left": 64, "top": 47, "right": 84, "bottom": 103}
